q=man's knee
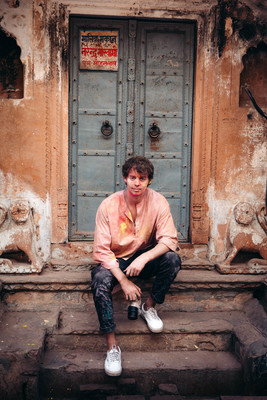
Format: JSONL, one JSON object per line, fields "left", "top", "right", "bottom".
{"left": 162, "top": 251, "right": 181, "bottom": 275}
{"left": 91, "top": 265, "right": 114, "bottom": 291}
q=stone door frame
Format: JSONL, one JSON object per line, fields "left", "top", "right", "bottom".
{"left": 49, "top": 13, "right": 214, "bottom": 247}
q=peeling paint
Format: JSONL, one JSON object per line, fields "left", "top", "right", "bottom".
{"left": 0, "top": 1, "right": 32, "bottom": 61}
{"left": 207, "top": 183, "right": 233, "bottom": 261}
{"left": 252, "top": 231, "right": 264, "bottom": 246}
{"left": 251, "top": 142, "right": 267, "bottom": 169}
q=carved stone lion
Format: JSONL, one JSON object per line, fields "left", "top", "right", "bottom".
{"left": 0, "top": 200, "right": 42, "bottom": 273}
{"left": 216, "top": 202, "right": 267, "bottom": 274}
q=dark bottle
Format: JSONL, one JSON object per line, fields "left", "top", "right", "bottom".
{"left": 128, "top": 298, "right": 141, "bottom": 320}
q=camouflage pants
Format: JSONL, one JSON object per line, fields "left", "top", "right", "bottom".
{"left": 91, "top": 250, "right": 181, "bottom": 333}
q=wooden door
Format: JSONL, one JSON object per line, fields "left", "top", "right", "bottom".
{"left": 69, "top": 18, "right": 194, "bottom": 241}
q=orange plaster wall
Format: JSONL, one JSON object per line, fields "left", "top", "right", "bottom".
{"left": 0, "top": 85, "right": 48, "bottom": 199}
{"left": 216, "top": 40, "right": 265, "bottom": 199}
{"left": 216, "top": 111, "right": 265, "bottom": 197}
{"left": 0, "top": 1, "right": 69, "bottom": 247}
{"left": 213, "top": 39, "right": 266, "bottom": 201}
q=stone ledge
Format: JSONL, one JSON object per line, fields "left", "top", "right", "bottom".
{"left": 48, "top": 257, "right": 215, "bottom": 272}
{"left": 40, "top": 349, "right": 243, "bottom": 396}
{"left": 42, "top": 351, "right": 243, "bottom": 374}
{"left": 0, "top": 310, "right": 60, "bottom": 355}
{"left": 50, "top": 243, "right": 210, "bottom": 267}
{"left": 0, "top": 309, "right": 60, "bottom": 400}
{"left": 56, "top": 310, "right": 241, "bottom": 336}
{"left": 0, "top": 269, "right": 265, "bottom": 292}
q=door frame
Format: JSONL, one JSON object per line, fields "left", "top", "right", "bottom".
{"left": 68, "top": 16, "right": 195, "bottom": 242}
{"left": 50, "top": 13, "right": 212, "bottom": 247}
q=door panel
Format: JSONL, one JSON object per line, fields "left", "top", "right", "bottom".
{"left": 145, "top": 76, "right": 183, "bottom": 112}
{"left": 135, "top": 22, "right": 194, "bottom": 240}
{"left": 69, "top": 18, "right": 194, "bottom": 241}
{"left": 69, "top": 18, "right": 128, "bottom": 239}
{"left": 78, "top": 115, "right": 116, "bottom": 152}
{"left": 144, "top": 117, "right": 183, "bottom": 152}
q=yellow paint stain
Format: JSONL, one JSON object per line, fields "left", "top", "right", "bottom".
{"left": 120, "top": 221, "right": 127, "bottom": 234}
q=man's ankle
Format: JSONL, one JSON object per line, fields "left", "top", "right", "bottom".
{"left": 144, "top": 299, "right": 156, "bottom": 311}
{"left": 108, "top": 344, "right": 119, "bottom": 351}
{"left": 105, "top": 332, "right": 119, "bottom": 351}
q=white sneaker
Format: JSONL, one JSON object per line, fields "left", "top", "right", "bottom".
{"left": 140, "top": 303, "right": 163, "bottom": 333}
{"left": 104, "top": 345, "right": 122, "bottom": 376}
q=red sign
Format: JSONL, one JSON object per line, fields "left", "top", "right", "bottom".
{"left": 80, "top": 30, "right": 119, "bottom": 71}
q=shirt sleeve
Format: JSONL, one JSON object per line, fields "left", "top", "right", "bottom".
{"left": 155, "top": 197, "right": 179, "bottom": 252}
{"left": 93, "top": 201, "right": 119, "bottom": 269}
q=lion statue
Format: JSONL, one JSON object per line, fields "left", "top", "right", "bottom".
{"left": 216, "top": 202, "right": 267, "bottom": 274}
{"left": 0, "top": 200, "right": 42, "bottom": 273}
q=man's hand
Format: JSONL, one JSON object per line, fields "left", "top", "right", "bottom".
{"left": 125, "top": 253, "right": 150, "bottom": 277}
{"left": 120, "top": 276, "right": 142, "bottom": 301}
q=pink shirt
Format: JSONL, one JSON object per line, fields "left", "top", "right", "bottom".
{"left": 93, "top": 188, "right": 179, "bottom": 269}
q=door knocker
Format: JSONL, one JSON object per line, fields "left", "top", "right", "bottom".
{"left": 101, "top": 120, "right": 113, "bottom": 137}
{"left": 148, "top": 122, "right": 161, "bottom": 139}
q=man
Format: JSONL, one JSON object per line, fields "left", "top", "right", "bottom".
{"left": 91, "top": 156, "right": 181, "bottom": 376}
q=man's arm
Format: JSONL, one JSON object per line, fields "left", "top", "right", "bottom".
{"left": 93, "top": 204, "right": 119, "bottom": 270}
{"left": 93, "top": 201, "right": 142, "bottom": 300}
{"left": 125, "top": 242, "right": 169, "bottom": 277}
{"left": 125, "top": 195, "right": 178, "bottom": 277}
{"left": 110, "top": 266, "right": 142, "bottom": 301}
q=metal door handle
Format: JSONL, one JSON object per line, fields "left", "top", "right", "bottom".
{"left": 148, "top": 122, "right": 160, "bottom": 139}
{"left": 101, "top": 120, "right": 113, "bottom": 137}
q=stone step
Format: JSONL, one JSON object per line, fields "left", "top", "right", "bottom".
{"left": 0, "top": 303, "right": 265, "bottom": 398}
{"left": 45, "top": 310, "right": 246, "bottom": 353}
{"left": 1, "top": 268, "right": 264, "bottom": 312}
{"left": 39, "top": 349, "right": 243, "bottom": 398}
{"left": 0, "top": 310, "right": 59, "bottom": 400}
{"left": 0, "top": 309, "right": 59, "bottom": 356}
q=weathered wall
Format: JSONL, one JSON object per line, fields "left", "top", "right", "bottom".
{"left": 0, "top": 1, "right": 69, "bottom": 267}
{"left": 0, "top": 1, "right": 51, "bottom": 266}
{"left": 0, "top": 0, "right": 266, "bottom": 271}
{"left": 206, "top": 0, "right": 267, "bottom": 263}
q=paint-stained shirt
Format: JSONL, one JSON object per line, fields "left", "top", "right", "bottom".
{"left": 93, "top": 188, "right": 179, "bottom": 270}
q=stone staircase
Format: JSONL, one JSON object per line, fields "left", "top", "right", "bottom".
{"left": 0, "top": 265, "right": 266, "bottom": 399}
{"left": 40, "top": 309, "right": 244, "bottom": 397}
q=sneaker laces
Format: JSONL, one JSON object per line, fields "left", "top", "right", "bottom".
{"left": 107, "top": 345, "right": 120, "bottom": 362}
{"left": 146, "top": 307, "right": 160, "bottom": 320}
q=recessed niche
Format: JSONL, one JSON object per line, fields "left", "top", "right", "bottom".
{"left": 239, "top": 42, "right": 267, "bottom": 108}
{"left": 0, "top": 27, "right": 23, "bottom": 99}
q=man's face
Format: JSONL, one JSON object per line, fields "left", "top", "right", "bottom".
{"left": 124, "top": 168, "right": 149, "bottom": 198}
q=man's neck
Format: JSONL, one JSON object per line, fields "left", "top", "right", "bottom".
{"left": 125, "top": 189, "right": 146, "bottom": 206}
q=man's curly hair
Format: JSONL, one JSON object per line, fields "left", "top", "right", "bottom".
{"left": 122, "top": 156, "right": 154, "bottom": 181}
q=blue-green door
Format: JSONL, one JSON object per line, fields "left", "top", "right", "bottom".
{"left": 69, "top": 18, "right": 194, "bottom": 241}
